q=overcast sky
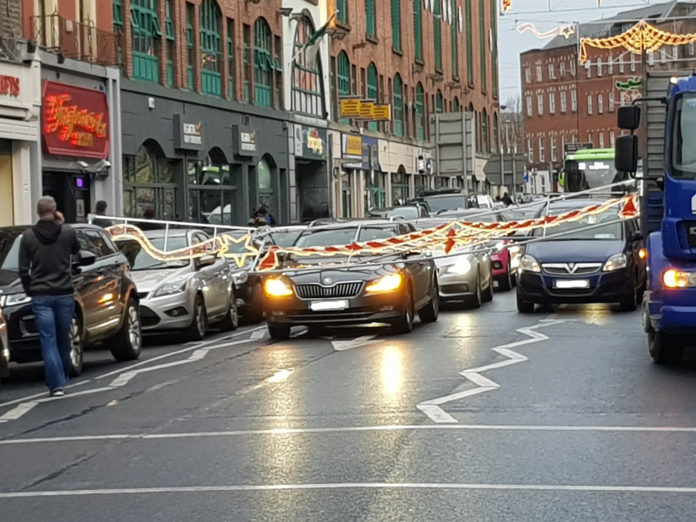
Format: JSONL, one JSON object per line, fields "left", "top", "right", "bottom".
{"left": 497, "top": 0, "right": 657, "bottom": 104}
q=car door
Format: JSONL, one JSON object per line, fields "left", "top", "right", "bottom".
{"left": 193, "top": 231, "right": 228, "bottom": 316}
{"left": 398, "top": 223, "right": 431, "bottom": 306}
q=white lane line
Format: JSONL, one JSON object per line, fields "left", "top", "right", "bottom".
{"left": 0, "top": 402, "right": 39, "bottom": 422}
{"left": 3, "top": 482, "right": 696, "bottom": 498}
{"left": 6, "top": 423, "right": 696, "bottom": 445}
{"left": 417, "top": 318, "right": 568, "bottom": 423}
{"left": 332, "top": 335, "right": 378, "bottom": 351}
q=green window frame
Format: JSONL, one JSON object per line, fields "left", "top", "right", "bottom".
{"left": 227, "top": 19, "right": 235, "bottom": 100}
{"left": 292, "top": 17, "right": 324, "bottom": 117}
{"left": 413, "top": 0, "right": 422, "bottom": 62}
{"left": 393, "top": 74, "right": 404, "bottom": 137}
{"left": 114, "top": 0, "right": 123, "bottom": 29}
{"left": 482, "top": 109, "right": 489, "bottom": 153}
{"left": 466, "top": 0, "right": 473, "bottom": 86}
{"left": 253, "top": 18, "right": 273, "bottom": 108}
{"left": 433, "top": 0, "right": 442, "bottom": 71}
{"left": 243, "top": 24, "right": 251, "bottom": 103}
{"left": 165, "top": 0, "right": 174, "bottom": 86}
{"left": 336, "top": 0, "right": 348, "bottom": 25}
{"left": 453, "top": 96, "right": 460, "bottom": 112}
{"left": 391, "top": 0, "right": 401, "bottom": 51}
{"left": 416, "top": 82, "right": 425, "bottom": 140}
{"left": 200, "top": 0, "right": 222, "bottom": 96}
{"left": 450, "top": 0, "right": 458, "bottom": 78}
{"left": 337, "top": 51, "right": 350, "bottom": 124}
{"left": 186, "top": 4, "right": 194, "bottom": 90}
{"left": 365, "top": 0, "right": 376, "bottom": 39}
{"left": 367, "top": 62, "right": 378, "bottom": 131}
{"left": 490, "top": 0, "right": 498, "bottom": 96}
{"left": 435, "top": 90, "right": 443, "bottom": 113}
{"left": 131, "top": 0, "right": 160, "bottom": 83}
{"left": 479, "top": 0, "right": 486, "bottom": 92}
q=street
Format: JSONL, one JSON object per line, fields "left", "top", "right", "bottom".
{"left": 1, "top": 290, "right": 696, "bottom": 521}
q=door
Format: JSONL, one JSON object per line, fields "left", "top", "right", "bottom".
{"left": 0, "top": 141, "right": 13, "bottom": 226}
{"left": 192, "top": 232, "right": 228, "bottom": 315}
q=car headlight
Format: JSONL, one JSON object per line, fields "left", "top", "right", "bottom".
{"left": 4, "top": 293, "right": 32, "bottom": 307}
{"left": 264, "top": 278, "right": 294, "bottom": 297}
{"left": 152, "top": 280, "right": 188, "bottom": 297}
{"left": 519, "top": 254, "right": 541, "bottom": 273}
{"left": 365, "top": 272, "right": 403, "bottom": 294}
{"left": 232, "top": 270, "right": 249, "bottom": 286}
{"left": 603, "top": 253, "right": 627, "bottom": 272}
{"left": 663, "top": 269, "right": 696, "bottom": 288}
{"left": 447, "top": 257, "right": 472, "bottom": 275}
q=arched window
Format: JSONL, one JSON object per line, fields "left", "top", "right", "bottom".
{"left": 482, "top": 108, "right": 489, "bottom": 153}
{"left": 200, "top": 0, "right": 222, "bottom": 96}
{"left": 123, "top": 141, "right": 178, "bottom": 219}
{"left": 393, "top": 74, "right": 404, "bottom": 137}
{"left": 253, "top": 18, "right": 273, "bottom": 107}
{"left": 367, "top": 62, "right": 378, "bottom": 131}
{"left": 131, "top": 0, "right": 160, "bottom": 82}
{"left": 453, "top": 96, "right": 460, "bottom": 112}
{"left": 416, "top": 83, "right": 425, "bottom": 140}
{"left": 391, "top": 0, "right": 401, "bottom": 51}
{"left": 292, "top": 17, "right": 325, "bottom": 117}
{"left": 435, "top": 90, "right": 444, "bottom": 113}
{"left": 493, "top": 112, "right": 499, "bottom": 153}
{"left": 413, "top": 0, "right": 422, "bottom": 61}
{"left": 337, "top": 51, "right": 351, "bottom": 124}
{"left": 433, "top": 0, "right": 442, "bottom": 71}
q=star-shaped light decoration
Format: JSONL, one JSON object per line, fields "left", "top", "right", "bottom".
{"left": 218, "top": 232, "right": 260, "bottom": 268}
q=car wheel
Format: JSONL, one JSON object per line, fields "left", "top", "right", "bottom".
{"left": 482, "top": 276, "right": 494, "bottom": 302}
{"left": 516, "top": 288, "right": 535, "bottom": 313}
{"left": 67, "top": 315, "right": 84, "bottom": 377}
{"left": 498, "top": 267, "right": 513, "bottom": 292}
{"left": 108, "top": 298, "right": 142, "bottom": 362}
{"left": 267, "top": 322, "right": 290, "bottom": 340}
{"left": 219, "top": 290, "right": 239, "bottom": 331}
{"left": 185, "top": 294, "right": 207, "bottom": 341}
{"left": 648, "top": 328, "right": 684, "bottom": 364}
{"left": 418, "top": 282, "right": 439, "bottom": 323}
{"left": 468, "top": 274, "right": 482, "bottom": 309}
{"left": 392, "top": 288, "right": 415, "bottom": 334}
{"left": 243, "top": 283, "right": 264, "bottom": 324}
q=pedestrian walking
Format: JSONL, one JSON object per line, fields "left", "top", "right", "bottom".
{"left": 19, "top": 196, "right": 80, "bottom": 397}
{"left": 91, "top": 200, "right": 112, "bottom": 228}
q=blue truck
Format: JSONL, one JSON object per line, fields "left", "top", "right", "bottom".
{"left": 616, "top": 72, "right": 696, "bottom": 364}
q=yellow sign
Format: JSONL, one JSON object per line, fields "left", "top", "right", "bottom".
{"left": 339, "top": 98, "right": 392, "bottom": 121}
{"left": 372, "top": 104, "right": 391, "bottom": 121}
{"left": 359, "top": 101, "right": 375, "bottom": 119}
{"left": 340, "top": 99, "right": 362, "bottom": 118}
{"left": 345, "top": 135, "right": 362, "bottom": 156}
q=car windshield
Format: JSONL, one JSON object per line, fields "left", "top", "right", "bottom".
{"left": 294, "top": 228, "right": 358, "bottom": 247}
{"left": 671, "top": 93, "right": 696, "bottom": 179}
{"left": 536, "top": 208, "right": 623, "bottom": 240}
{"left": 266, "top": 229, "right": 305, "bottom": 248}
{"left": 385, "top": 207, "right": 418, "bottom": 219}
{"left": 121, "top": 236, "right": 190, "bottom": 270}
{"left": 423, "top": 195, "right": 468, "bottom": 212}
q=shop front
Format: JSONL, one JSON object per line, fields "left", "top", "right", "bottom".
{"left": 0, "top": 59, "right": 41, "bottom": 225}
{"left": 293, "top": 124, "right": 328, "bottom": 222}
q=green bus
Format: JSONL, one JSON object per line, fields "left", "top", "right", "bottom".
{"left": 561, "top": 148, "right": 625, "bottom": 192}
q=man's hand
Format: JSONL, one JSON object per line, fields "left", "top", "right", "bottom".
{"left": 55, "top": 211, "right": 65, "bottom": 224}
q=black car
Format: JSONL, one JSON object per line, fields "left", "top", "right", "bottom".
{"left": 262, "top": 220, "right": 439, "bottom": 339}
{"left": 0, "top": 225, "right": 142, "bottom": 376}
{"left": 516, "top": 198, "right": 646, "bottom": 312}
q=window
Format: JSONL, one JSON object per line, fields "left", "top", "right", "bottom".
{"left": 587, "top": 132, "right": 592, "bottom": 145}
{"left": 391, "top": 0, "right": 401, "bottom": 51}
{"left": 560, "top": 91, "right": 567, "bottom": 113}
{"left": 527, "top": 138, "right": 533, "bottom": 163}
{"left": 537, "top": 93, "right": 543, "bottom": 115}
{"left": 597, "top": 57, "right": 602, "bottom": 77}
{"left": 536, "top": 64, "right": 542, "bottom": 81}
{"left": 551, "top": 136, "right": 557, "bottom": 161}
{"left": 610, "top": 131, "right": 616, "bottom": 146}
{"left": 242, "top": 24, "right": 251, "bottom": 102}
{"left": 413, "top": 0, "right": 422, "bottom": 61}
{"left": 165, "top": 0, "right": 175, "bottom": 86}
{"left": 630, "top": 53, "right": 636, "bottom": 72}
{"left": 186, "top": 4, "right": 195, "bottom": 89}
{"left": 434, "top": 0, "right": 442, "bottom": 71}
{"left": 525, "top": 67, "right": 531, "bottom": 83}
{"left": 365, "top": 0, "right": 376, "bottom": 39}
{"left": 571, "top": 89, "right": 577, "bottom": 112}
{"left": 393, "top": 74, "right": 404, "bottom": 136}
{"left": 451, "top": 0, "right": 458, "bottom": 78}
{"left": 367, "top": 62, "right": 378, "bottom": 131}
{"left": 482, "top": 109, "right": 489, "bottom": 153}
{"left": 292, "top": 17, "right": 324, "bottom": 116}
{"left": 526, "top": 95, "right": 532, "bottom": 117}
{"left": 559, "top": 61, "right": 565, "bottom": 77}
{"left": 619, "top": 55, "right": 625, "bottom": 73}
{"left": 585, "top": 62, "right": 591, "bottom": 79}
{"left": 493, "top": 112, "right": 499, "bottom": 153}
{"left": 587, "top": 94, "right": 593, "bottom": 115}
{"left": 609, "top": 94, "right": 615, "bottom": 112}
{"left": 549, "top": 92, "right": 555, "bottom": 114}
{"left": 416, "top": 82, "right": 425, "bottom": 140}
{"left": 226, "top": 19, "right": 235, "bottom": 99}
{"left": 599, "top": 132, "right": 605, "bottom": 148}
{"left": 200, "top": 0, "right": 222, "bottom": 96}
{"left": 131, "top": 0, "right": 161, "bottom": 83}
{"left": 538, "top": 137, "right": 545, "bottom": 163}
{"left": 253, "top": 18, "right": 273, "bottom": 108}
{"left": 466, "top": 0, "right": 473, "bottom": 85}
{"left": 453, "top": 96, "right": 460, "bottom": 112}
{"left": 690, "top": 41, "right": 695, "bottom": 56}
{"left": 608, "top": 55, "right": 613, "bottom": 75}
{"left": 435, "top": 90, "right": 443, "bottom": 113}
{"left": 569, "top": 59, "right": 576, "bottom": 76}
{"left": 336, "top": 0, "right": 348, "bottom": 25}
{"left": 123, "top": 141, "right": 178, "bottom": 219}
{"left": 479, "top": 0, "right": 486, "bottom": 91}
{"left": 548, "top": 63, "right": 554, "bottom": 79}
{"left": 336, "top": 51, "right": 350, "bottom": 123}
{"left": 598, "top": 93, "right": 604, "bottom": 114}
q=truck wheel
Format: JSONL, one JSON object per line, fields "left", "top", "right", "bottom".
{"left": 648, "top": 328, "right": 684, "bottom": 364}
{"left": 108, "top": 298, "right": 142, "bottom": 362}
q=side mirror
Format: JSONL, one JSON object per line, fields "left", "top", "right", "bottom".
{"left": 615, "top": 135, "right": 639, "bottom": 173}
{"left": 618, "top": 106, "right": 641, "bottom": 131}
{"left": 77, "top": 250, "right": 97, "bottom": 267}
{"left": 195, "top": 254, "right": 217, "bottom": 269}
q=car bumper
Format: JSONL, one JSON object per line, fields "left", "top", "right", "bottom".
{"left": 436, "top": 269, "right": 478, "bottom": 300}
{"left": 490, "top": 253, "right": 510, "bottom": 278}
{"left": 139, "top": 294, "right": 194, "bottom": 331}
{"left": 646, "top": 289, "right": 696, "bottom": 333}
{"left": 517, "top": 268, "right": 633, "bottom": 304}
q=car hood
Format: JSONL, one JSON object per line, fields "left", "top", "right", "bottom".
{"left": 282, "top": 264, "right": 396, "bottom": 284}
{"left": 129, "top": 267, "right": 193, "bottom": 293}
{"left": 526, "top": 240, "right": 624, "bottom": 263}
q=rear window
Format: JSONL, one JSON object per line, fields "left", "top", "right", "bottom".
{"left": 294, "top": 228, "right": 357, "bottom": 247}
{"left": 423, "top": 195, "right": 469, "bottom": 212}
{"left": 358, "top": 227, "right": 400, "bottom": 241}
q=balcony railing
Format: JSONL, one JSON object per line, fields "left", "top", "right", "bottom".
{"left": 31, "top": 14, "right": 121, "bottom": 67}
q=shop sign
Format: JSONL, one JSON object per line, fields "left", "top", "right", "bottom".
{"left": 41, "top": 81, "right": 109, "bottom": 159}
{"left": 0, "top": 75, "right": 20, "bottom": 98}
{"left": 339, "top": 98, "right": 391, "bottom": 121}
{"left": 343, "top": 134, "right": 362, "bottom": 157}
{"left": 173, "top": 114, "right": 203, "bottom": 150}
{"left": 295, "top": 125, "right": 327, "bottom": 160}
{"left": 362, "top": 136, "right": 379, "bottom": 171}
{"left": 232, "top": 125, "right": 257, "bottom": 156}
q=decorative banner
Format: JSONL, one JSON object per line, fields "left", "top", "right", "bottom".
{"left": 106, "top": 195, "right": 639, "bottom": 273}
{"left": 517, "top": 22, "right": 575, "bottom": 40}
{"left": 579, "top": 20, "right": 696, "bottom": 63}
{"left": 615, "top": 77, "right": 643, "bottom": 106}
{"left": 501, "top": 0, "right": 511, "bottom": 13}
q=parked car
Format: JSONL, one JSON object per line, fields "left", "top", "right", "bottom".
{"left": 413, "top": 218, "right": 493, "bottom": 307}
{"left": 516, "top": 198, "right": 647, "bottom": 312}
{"left": 0, "top": 224, "right": 141, "bottom": 376}
{"left": 116, "top": 229, "right": 238, "bottom": 340}
{"left": 410, "top": 190, "right": 480, "bottom": 214}
{"left": 262, "top": 220, "right": 439, "bottom": 339}
{"left": 0, "top": 314, "right": 8, "bottom": 382}
{"left": 367, "top": 204, "right": 430, "bottom": 220}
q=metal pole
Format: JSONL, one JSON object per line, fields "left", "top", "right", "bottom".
{"left": 511, "top": 145, "right": 517, "bottom": 202}
{"left": 461, "top": 112, "right": 468, "bottom": 198}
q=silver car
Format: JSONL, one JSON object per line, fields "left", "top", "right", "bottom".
{"left": 118, "top": 229, "right": 238, "bottom": 340}
{"left": 413, "top": 219, "right": 493, "bottom": 308}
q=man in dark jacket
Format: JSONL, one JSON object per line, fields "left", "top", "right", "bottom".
{"left": 92, "top": 200, "right": 112, "bottom": 228}
{"left": 19, "top": 196, "right": 80, "bottom": 397}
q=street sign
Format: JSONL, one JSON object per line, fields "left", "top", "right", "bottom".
{"left": 564, "top": 142, "right": 594, "bottom": 155}
{"left": 339, "top": 98, "right": 392, "bottom": 121}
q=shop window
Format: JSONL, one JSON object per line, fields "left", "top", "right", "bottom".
{"left": 253, "top": 18, "right": 273, "bottom": 108}
{"left": 200, "top": 0, "right": 222, "bottom": 96}
{"left": 367, "top": 62, "right": 378, "bottom": 131}
{"left": 393, "top": 74, "right": 404, "bottom": 136}
{"left": 131, "top": 0, "right": 160, "bottom": 83}
{"left": 292, "top": 17, "right": 325, "bottom": 117}
{"left": 416, "top": 82, "right": 425, "bottom": 140}
{"left": 188, "top": 150, "right": 239, "bottom": 225}
{"left": 123, "top": 141, "right": 179, "bottom": 219}
{"left": 392, "top": 168, "right": 409, "bottom": 203}
{"left": 413, "top": 0, "right": 422, "bottom": 61}
{"left": 391, "top": 0, "right": 401, "bottom": 52}
{"left": 365, "top": 0, "right": 376, "bottom": 39}
{"left": 433, "top": 0, "right": 442, "bottom": 71}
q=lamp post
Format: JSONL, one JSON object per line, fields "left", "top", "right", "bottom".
{"left": 504, "top": 119, "right": 516, "bottom": 202}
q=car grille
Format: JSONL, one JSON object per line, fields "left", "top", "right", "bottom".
{"left": 139, "top": 306, "right": 160, "bottom": 326}
{"left": 294, "top": 282, "right": 364, "bottom": 299}
{"left": 542, "top": 263, "right": 602, "bottom": 275}
{"left": 138, "top": 291, "right": 149, "bottom": 299}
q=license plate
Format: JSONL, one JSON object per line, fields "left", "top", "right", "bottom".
{"left": 310, "top": 300, "right": 349, "bottom": 311}
{"left": 554, "top": 279, "right": 589, "bottom": 289}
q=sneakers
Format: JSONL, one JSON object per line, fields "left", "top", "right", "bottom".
{"left": 50, "top": 388, "right": 65, "bottom": 397}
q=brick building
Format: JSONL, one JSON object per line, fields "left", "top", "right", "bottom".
{"left": 521, "top": 1, "right": 696, "bottom": 192}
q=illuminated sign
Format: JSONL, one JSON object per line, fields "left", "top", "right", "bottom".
{"left": 42, "top": 81, "right": 109, "bottom": 158}
{"left": 0, "top": 75, "right": 20, "bottom": 98}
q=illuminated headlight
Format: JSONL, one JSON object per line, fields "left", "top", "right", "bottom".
{"left": 153, "top": 280, "right": 188, "bottom": 297}
{"left": 365, "top": 273, "right": 403, "bottom": 294}
{"left": 663, "top": 269, "right": 696, "bottom": 288}
{"left": 264, "top": 278, "right": 294, "bottom": 297}
{"left": 3, "top": 293, "right": 32, "bottom": 307}
{"left": 519, "top": 254, "right": 541, "bottom": 273}
{"left": 447, "top": 257, "right": 473, "bottom": 275}
{"left": 603, "top": 253, "right": 628, "bottom": 272}
{"left": 232, "top": 270, "right": 249, "bottom": 286}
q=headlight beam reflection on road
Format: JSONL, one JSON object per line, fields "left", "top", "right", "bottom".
{"left": 381, "top": 345, "right": 403, "bottom": 395}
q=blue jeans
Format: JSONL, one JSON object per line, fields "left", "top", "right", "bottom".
{"left": 32, "top": 294, "right": 75, "bottom": 391}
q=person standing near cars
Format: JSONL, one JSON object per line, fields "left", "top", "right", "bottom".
{"left": 91, "top": 200, "right": 112, "bottom": 228}
{"left": 19, "top": 196, "right": 80, "bottom": 397}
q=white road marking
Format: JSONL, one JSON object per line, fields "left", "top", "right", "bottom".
{"left": 5, "top": 423, "right": 696, "bottom": 445}
{"left": 0, "top": 401, "right": 39, "bottom": 421}
{"left": 332, "top": 335, "right": 378, "bottom": 351}
{"left": 250, "top": 329, "right": 266, "bottom": 340}
{"left": 417, "top": 318, "right": 568, "bottom": 423}
{"left": 2, "top": 482, "right": 696, "bottom": 498}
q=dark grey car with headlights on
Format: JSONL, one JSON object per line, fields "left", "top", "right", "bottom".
{"left": 262, "top": 221, "right": 440, "bottom": 339}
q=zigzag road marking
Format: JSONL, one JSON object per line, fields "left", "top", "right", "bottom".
{"left": 417, "top": 318, "right": 569, "bottom": 424}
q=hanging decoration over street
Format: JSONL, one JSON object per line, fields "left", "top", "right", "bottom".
{"left": 579, "top": 20, "right": 696, "bottom": 63}
{"left": 517, "top": 22, "right": 575, "bottom": 40}
{"left": 501, "top": 0, "right": 512, "bottom": 13}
